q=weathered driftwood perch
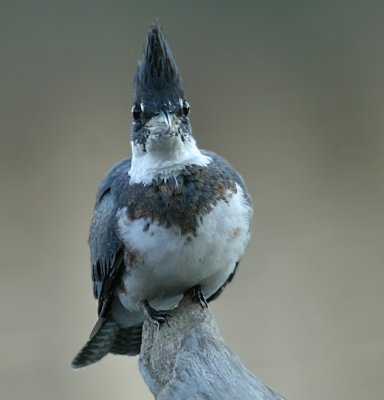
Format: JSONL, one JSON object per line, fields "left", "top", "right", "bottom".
{"left": 139, "top": 292, "right": 286, "bottom": 400}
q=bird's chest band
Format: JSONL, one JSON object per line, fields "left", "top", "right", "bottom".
{"left": 123, "top": 165, "right": 237, "bottom": 235}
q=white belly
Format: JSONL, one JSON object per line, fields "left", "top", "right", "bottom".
{"left": 116, "top": 184, "right": 252, "bottom": 312}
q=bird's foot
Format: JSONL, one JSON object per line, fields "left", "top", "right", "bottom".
{"left": 190, "top": 285, "right": 208, "bottom": 309}
{"left": 140, "top": 300, "right": 172, "bottom": 327}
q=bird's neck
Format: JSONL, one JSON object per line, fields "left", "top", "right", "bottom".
{"left": 129, "top": 137, "right": 211, "bottom": 185}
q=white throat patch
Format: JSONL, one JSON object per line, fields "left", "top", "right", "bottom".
{"left": 128, "top": 136, "right": 211, "bottom": 185}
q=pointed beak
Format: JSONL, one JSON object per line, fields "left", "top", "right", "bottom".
{"left": 146, "top": 111, "right": 174, "bottom": 137}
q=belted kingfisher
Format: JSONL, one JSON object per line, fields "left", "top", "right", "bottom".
{"left": 72, "top": 23, "right": 253, "bottom": 369}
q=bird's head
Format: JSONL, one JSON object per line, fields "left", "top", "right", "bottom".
{"left": 131, "top": 24, "right": 192, "bottom": 155}
{"left": 128, "top": 24, "right": 210, "bottom": 185}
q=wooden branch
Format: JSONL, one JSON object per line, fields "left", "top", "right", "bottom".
{"left": 139, "top": 292, "right": 286, "bottom": 400}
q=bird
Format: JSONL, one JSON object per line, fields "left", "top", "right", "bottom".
{"left": 71, "top": 23, "right": 253, "bottom": 369}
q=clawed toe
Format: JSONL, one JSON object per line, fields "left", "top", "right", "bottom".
{"left": 140, "top": 300, "right": 172, "bottom": 327}
{"left": 190, "top": 285, "right": 208, "bottom": 309}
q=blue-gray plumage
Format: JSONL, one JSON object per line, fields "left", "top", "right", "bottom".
{"left": 72, "top": 24, "right": 252, "bottom": 369}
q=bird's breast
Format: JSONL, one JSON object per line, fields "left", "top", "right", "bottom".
{"left": 116, "top": 181, "right": 252, "bottom": 312}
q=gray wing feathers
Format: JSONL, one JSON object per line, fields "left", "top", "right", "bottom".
{"left": 72, "top": 158, "right": 137, "bottom": 369}
{"left": 89, "top": 158, "right": 131, "bottom": 299}
{"left": 90, "top": 191, "right": 121, "bottom": 298}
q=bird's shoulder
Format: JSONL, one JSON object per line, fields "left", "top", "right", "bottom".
{"left": 95, "top": 157, "right": 132, "bottom": 205}
{"left": 201, "top": 150, "right": 251, "bottom": 204}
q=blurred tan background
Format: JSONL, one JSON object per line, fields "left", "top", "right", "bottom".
{"left": 1, "top": 1, "right": 383, "bottom": 399}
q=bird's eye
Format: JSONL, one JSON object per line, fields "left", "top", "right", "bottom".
{"left": 182, "top": 101, "right": 190, "bottom": 116}
{"left": 131, "top": 105, "right": 142, "bottom": 121}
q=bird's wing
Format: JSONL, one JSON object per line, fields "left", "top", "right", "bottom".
{"left": 88, "top": 158, "right": 131, "bottom": 318}
{"left": 201, "top": 150, "right": 253, "bottom": 303}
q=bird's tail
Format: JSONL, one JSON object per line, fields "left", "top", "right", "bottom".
{"left": 71, "top": 317, "right": 143, "bottom": 369}
{"left": 71, "top": 317, "right": 119, "bottom": 369}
